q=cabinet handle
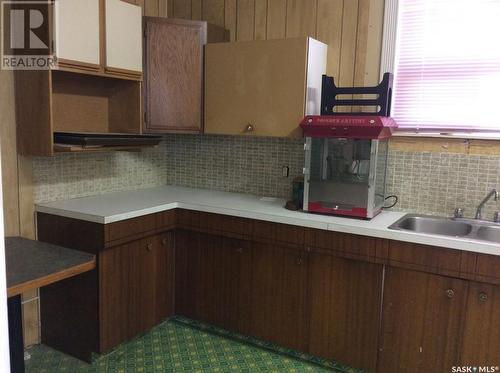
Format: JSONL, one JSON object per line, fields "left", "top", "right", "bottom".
{"left": 479, "top": 292, "right": 488, "bottom": 302}
{"left": 244, "top": 123, "right": 254, "bottom": 132}
{"left": 445, "top": 289, "right": 455, "bottom": 298}
{"left": 161, "top": 238, "right": 168, "bottom": 246}
{"left": 146, "top": 243, "right": 153, "bottom": 252}
{"left": 297, "top": 257, "right": 303, "bottom": 265}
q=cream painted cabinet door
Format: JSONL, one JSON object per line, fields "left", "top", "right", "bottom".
{"left": 54, "top": 0, "right": 100, "bottom": 67}
{"left": 105, "top": 0, "right": 143, "bottom": 74}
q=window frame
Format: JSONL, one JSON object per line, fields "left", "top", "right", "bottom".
{"left": 380, "top": 0, "right": 500, "bottom": 140}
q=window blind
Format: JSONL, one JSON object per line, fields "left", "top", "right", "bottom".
{"left": 393, "top": 0, "right": 500, "bottom": 131}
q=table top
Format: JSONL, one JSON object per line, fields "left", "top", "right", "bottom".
{"left": 5, "top": 237, "right": 96, "bottom": 298}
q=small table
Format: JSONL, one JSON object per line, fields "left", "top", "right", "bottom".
{"left": 5, "top": 237, "right": 96, "bottom": 373}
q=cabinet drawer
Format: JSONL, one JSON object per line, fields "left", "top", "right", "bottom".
{"left": 105, "top": 214, "right": 157, "bottom": 244}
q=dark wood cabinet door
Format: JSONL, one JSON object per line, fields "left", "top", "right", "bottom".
{"left": 308, "top": 252, "right": 383, "bottom": 372}
{"left": 144, "top": 17, "right": 206, "bottom": 133}
{"left": 155, "top": 232, "right": 175, "bottom": 323}
{"left": 175, "top": 231, "right": 252, "bottom": 333}
{"left": 217, "top": 237, "right": 253, "bottom": 334}
{"left": 129, "top": 237, "right": 157, "bottom": 336}
{"left": 378, "top": 267, "right": 467, "bottom": 373}
{"left": 99, "top": 242, "right": 132, "bottom": 352}
{"left": 175, "top": 229, "right": 196, "bottom": 318}
{"left": 250, "top": 243, "right": 309, "bottom": 351}
{"left": 460, "top": 282, "right": 500, "bottom": 366}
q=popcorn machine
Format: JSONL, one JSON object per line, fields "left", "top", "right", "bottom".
{"left": 300, "top": 73, "right": 397, "bottom": 219}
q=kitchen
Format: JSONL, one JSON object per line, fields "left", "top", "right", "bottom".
{"left": 0, "top": 0, "right": 499, "bottom": 372}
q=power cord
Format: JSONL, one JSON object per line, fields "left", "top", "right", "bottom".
{"left": 382, "top": 195, "right": 398, "bottom": 209}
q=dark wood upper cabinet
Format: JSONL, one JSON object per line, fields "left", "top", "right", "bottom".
{"left": 308, "top": 251, "right": 383, "bottom": 372}
{"left": 378, "top": 267, "right": 467, "bottom": 373}
{"left": 143, "top": 18, "right": 229, "bottom": 134}
{"left": 143, "top": 18, "right": 207, "bottom": 134}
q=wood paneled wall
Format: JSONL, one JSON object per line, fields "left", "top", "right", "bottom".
{"left": 162, "top": 0, "right": 385, "bottom": 89}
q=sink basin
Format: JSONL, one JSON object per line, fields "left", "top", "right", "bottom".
{"left": 390, "top": 215, "right": 473, "bottom": 237}
{"left": 389, "top": 213, "right": 500, "bottom": 244}
{"left": 476, "top": 226, "right": 500, "bottom": 243}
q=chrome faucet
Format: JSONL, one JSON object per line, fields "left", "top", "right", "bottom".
{"left": 475, "top": 189, "right": 499, "bottom": 220}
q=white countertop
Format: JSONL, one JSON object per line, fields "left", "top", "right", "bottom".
{"left": 36, "top": 185, "right": 500, "bottom": 256}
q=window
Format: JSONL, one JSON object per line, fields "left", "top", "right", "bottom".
{"left": 387, "top": 0, "right": 500, "bottom": 135}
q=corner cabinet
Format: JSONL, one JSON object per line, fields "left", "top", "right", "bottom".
{"left": 104, "top": 0, "right": 143, "bottom": 76}
{"left": 54, "top": 0, "right": 101, "bottom": 69}
{"left": 53, "top": 0, "right": 142, "bottom": 79}
{"left": 143, "top": 18, "right": 229, "bottom": 134}
{"left": 204, "top": 37, "right": 327, "bottom": 138}
{"left": 15, "top": 0, "right": 144, "bottom": 156}
{"left": 143, "top": 18, "right": 207, "bottom": 134}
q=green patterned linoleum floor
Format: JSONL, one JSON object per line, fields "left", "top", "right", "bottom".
{"left": 26, "top": 316, "right": 364, "bottom": 373}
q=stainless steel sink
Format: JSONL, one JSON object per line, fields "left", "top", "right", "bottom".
{"left": 393, "top": 215, "right": 473, "bottom": 237}
{"left": 389, "top": 214, "right": 500, "bottom": 244}
{"left": 476, "top": 225, "right": 500, "bottom": 243}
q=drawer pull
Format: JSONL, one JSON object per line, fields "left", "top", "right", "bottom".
{"left": 244, "top": 123, "right": 254, "bottom": 132}
{"left": 146, "top": 243, "right": 153, "bottom": 252}
{"left": 162, "top": 238, "right": 168, "bottom": 246}
{"left": 479, "top": 292, "right": 488, "bottom": 302}
{"left": 445, "top": 289, "right": 455, "bottom": 298}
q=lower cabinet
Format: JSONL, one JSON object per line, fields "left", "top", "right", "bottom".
{"left": 38, "top": 211, "right": 500, "bottom": 371}
{"left": 250, "top": 243, "right": 309, "bottom": 351}
{"left": 175, "top": 231, "right": 252, "bottom": 334}
{"left": 308, "top": 252, "right": 383, "bottom": 372}
{"left": 460, "top": 282, "right": 500, "bottom": 366}
{"left": 378, "top": 267, "right": 468, "bottom": 373}
{"left": 100, "top": 232, "right": 174, "bottom": 352}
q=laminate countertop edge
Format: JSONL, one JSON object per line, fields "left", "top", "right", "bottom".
{"left": 35, "top": 186, "right": 500, "bottom": 256}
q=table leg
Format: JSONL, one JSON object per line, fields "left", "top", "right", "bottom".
{"left": 8, "top": 295, "right": 25, "bottom": 373}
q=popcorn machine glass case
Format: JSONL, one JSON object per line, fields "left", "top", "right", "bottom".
{"left": 300, "top": 73, "right": 397, "bottom": 219}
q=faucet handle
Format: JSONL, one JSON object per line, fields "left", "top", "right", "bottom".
{"left": 494, "top": 212, "right": 500, "bottom": 223}
{"left": 454, "top": 208, "right": 464, "bottom": 218}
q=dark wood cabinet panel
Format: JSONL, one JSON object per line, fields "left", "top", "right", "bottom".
{"left": 99, "top": 242, "right": 132, "bottom": 351}
{"left": 144, "top": 18, "right": 206, "bottom": 134}
{"left": 460, "top": 282, "right": 500, "bottom": 366}
{"left": 155, "top": 232, "right": 175, "bottom": 322}
{"left": 175, "top": 231, "right": 252, "bottom": 334}
{"left": 378, "top": 267, "right": 467, "bottom": 373}
{"left": 100, "top": 233, "right": 175, "bottom": 352}
{"left": 218, "top": 238, "right": 253, "bottom": 334}
{"left": 308, "top": 252, "right": 383, "bottom": 372}
{"left": 250, "top": 243, "right": 309, "bottom": 351}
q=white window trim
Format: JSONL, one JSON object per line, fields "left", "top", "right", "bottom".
{"left": 379, "top": 0, "right": 500, "bottom": 140}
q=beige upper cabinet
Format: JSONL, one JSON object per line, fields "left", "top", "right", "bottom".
{"left": 204, "top": 37, "right": 327, "bottom": 138}
{"left": 54, "top": 0, "right": 100, "bottom": 67}
{"left": 105, "top": 0, "right": 143, "bottom": 74}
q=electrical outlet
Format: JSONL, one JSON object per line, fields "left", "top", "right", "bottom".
{"left": 282, "top": 166, "right": 289, "bottom": 177}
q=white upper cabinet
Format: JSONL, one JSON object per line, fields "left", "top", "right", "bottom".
{"left": 54, "top": 0, "right": 100, "bottom": 66}
{"left": 105, "top": 0, "right": 143, "bottom": 73}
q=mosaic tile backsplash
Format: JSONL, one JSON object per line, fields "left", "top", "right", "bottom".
{"left": 33, "top": 134, "right": 500, "bottom": 219}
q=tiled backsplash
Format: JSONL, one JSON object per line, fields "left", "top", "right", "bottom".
{"left": 386, "top": 151, "right": 500, "bottom": 219}
{"left": 33, "top": 135, "right": 500, "bottom": 219}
